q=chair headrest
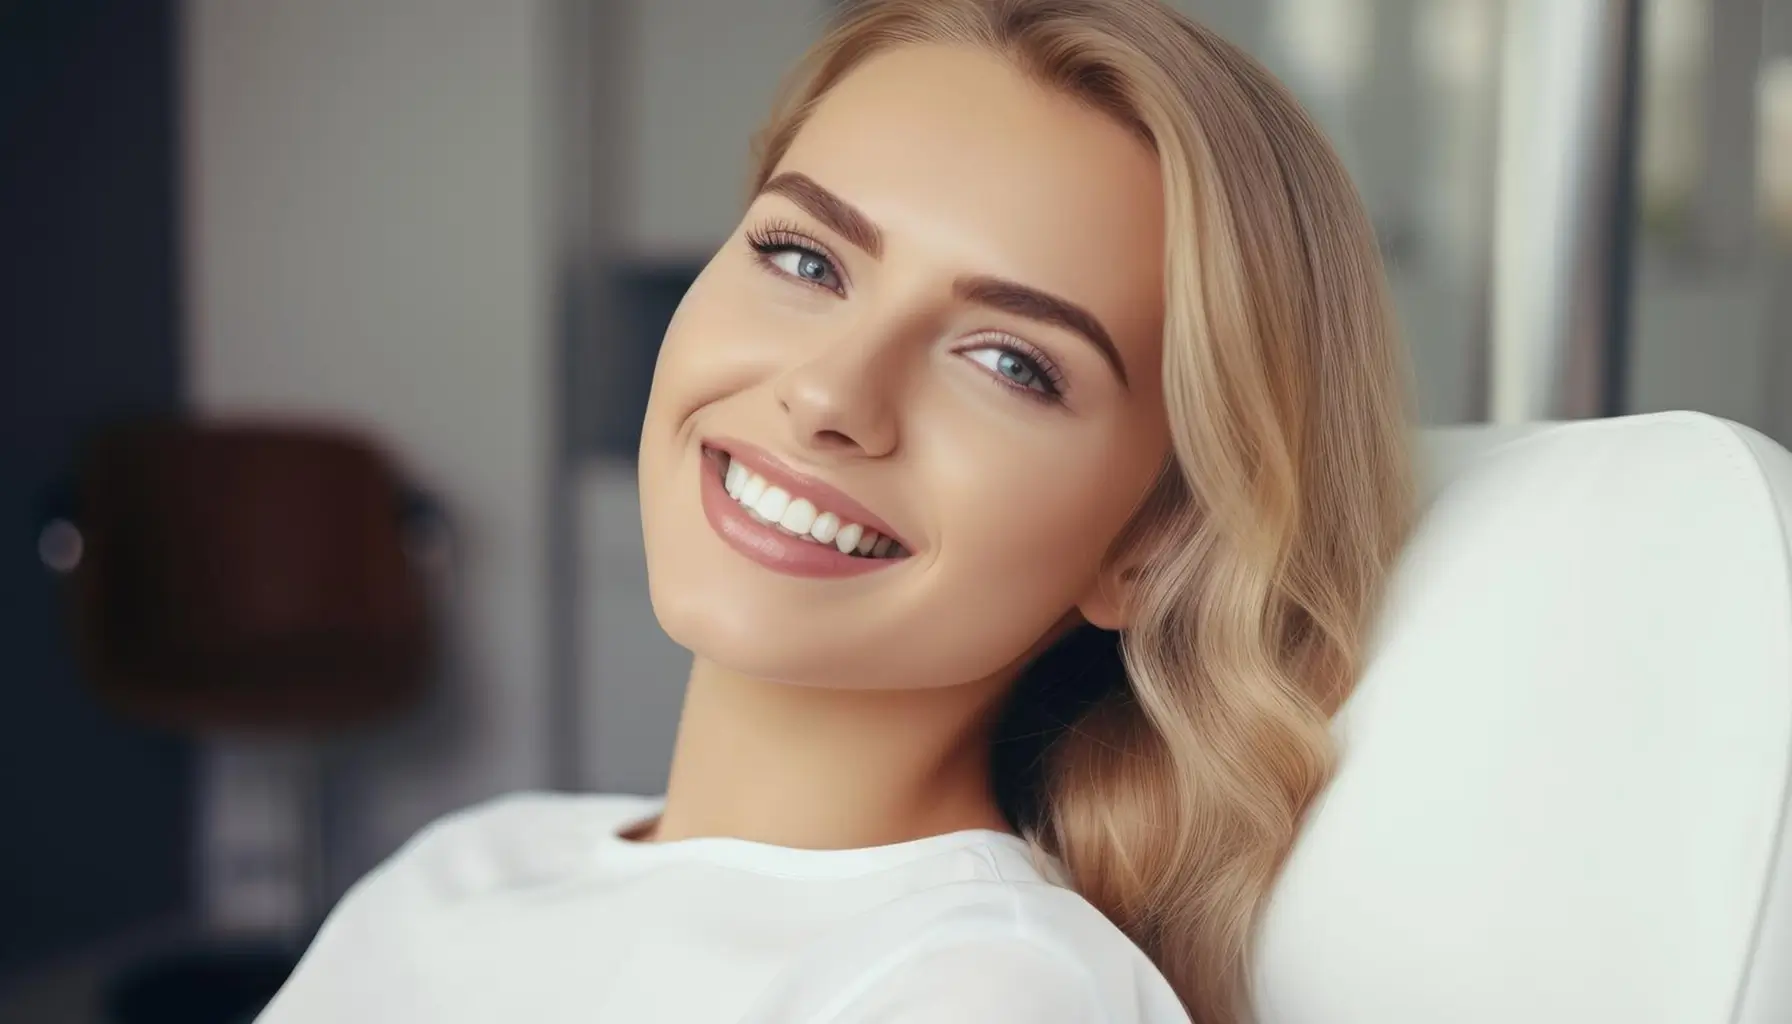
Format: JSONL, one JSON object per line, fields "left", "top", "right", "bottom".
{"left": 1256, "top": 412, "right": 1792, "bottom": 1024}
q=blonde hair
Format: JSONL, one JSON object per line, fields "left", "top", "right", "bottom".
{"left": 749, "top": 2, "right": 1415, "bottom": 1020}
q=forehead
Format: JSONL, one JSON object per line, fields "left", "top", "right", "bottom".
{"left": 776, "top": 44, "right": 1166, "bottom": 359}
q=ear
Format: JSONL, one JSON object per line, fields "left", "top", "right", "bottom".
{"left": 1076, "top": 561, "right": 1141, "bottom": 632}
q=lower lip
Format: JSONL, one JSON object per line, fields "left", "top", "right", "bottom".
{"left": 698, "top": 451, "right": 903, "bottom": 579}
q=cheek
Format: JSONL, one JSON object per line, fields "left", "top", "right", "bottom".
{"left": 640, "top": 262, "right": 748, "bottom": 533}
{"left": 894, "top": 431, "right": 1161, "bottom": 666}
{"left": 648, "top": 265, "right": 749, "bottom": 408}
{"left": 644, "top": 258, "right": 824, "bottom": 431}
{"left": 951, "top": 462, "right": 1106, "bottom": 569}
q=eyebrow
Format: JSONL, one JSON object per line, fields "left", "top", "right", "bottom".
{"left": 761, "top": 172, "right": 884, "bottom": 258}
{"left": 757, "top": 171, "right": 1129, "bottom": 388}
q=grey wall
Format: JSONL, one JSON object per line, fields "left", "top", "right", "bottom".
{"left": 619, "top": 0, "right": 831, "bottom": 262}
{"left": 182, "top": 0, "right": 558, "bottom": 922}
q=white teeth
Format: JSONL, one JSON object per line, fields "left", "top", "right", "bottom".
{"left": 833, "top": 522, "right": 863, "bottom": 555}
{"left": 719, "top": 456, "right": 905, "bottom": 559}
{"left": 754, "top": 486, "right": 790, "bottom": 522}
{"left": 738, "top": 474, "right": 766, "bottom": 505}
{"left": 779, "top": 498, "right": 817, "bottom": 534}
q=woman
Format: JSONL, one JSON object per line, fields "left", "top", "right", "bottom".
{"left": 258, "top": 1, "right": 1412, "bottom": 1021}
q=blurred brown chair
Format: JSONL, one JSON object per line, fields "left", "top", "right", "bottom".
{"left": 47, "top": 419, "right": 440, "bottom": 735}
{"left": 38, "top": 418, "right": 446, "bottom": 1024}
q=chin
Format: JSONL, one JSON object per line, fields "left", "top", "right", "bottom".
{"left": 643, "top": 544, "right": 938, "bottom": 689}
{"left": 646, "top": 580, "right": 873, "bottom": 687}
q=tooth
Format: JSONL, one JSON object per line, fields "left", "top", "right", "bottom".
{"left": 738, "top": 474, "right": 766, "bottom": 505}
{"left": 754, "top": 486, "right": 790, "bottom": 522}
{"left": 856, "top": 531, "right": 878, "bottom": 556}
{"left": 780, "top": 498, "right": 817, "bottom": 534}
{"left": 834, "top": 523, "right": 863, "bottom": 555}
{"left": 809, "top": 512, "right": 840, "bottom": 544}
{"left": 725, "top": 460, "right": 748, "bottom": 497}
{"left": 872, "top": 536, "right": 893, "bottom": 557}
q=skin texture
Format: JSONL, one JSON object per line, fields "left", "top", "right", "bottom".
{"left": 635, "top": 44, "right": 1170, "bottom": 847}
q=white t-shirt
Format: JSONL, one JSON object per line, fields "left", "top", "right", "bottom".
{"left": 255, "top": 791, "right": 1191, "bottom": 1023}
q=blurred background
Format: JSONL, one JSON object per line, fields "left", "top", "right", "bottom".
{"left": 0, "top": 0, "right": 1787, "bottom": 1020}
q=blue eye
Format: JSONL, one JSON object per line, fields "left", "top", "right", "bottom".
{"left": 961, "top": 344, "right": 1064, "bottom": 403}
{"left": 768, "top": 249, "right": 839, "bottom": 289}
{"left": 974, "top": 350, "right": 1039, "bottom": 389}
{"left": 745, "top": 225, "right": 845, "bottom": 293}
{"left": 994, "top": 352, "right": 1040, "bottom": 388}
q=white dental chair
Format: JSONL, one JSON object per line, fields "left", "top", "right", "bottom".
{"left": 1256, "top": 411, "right": 1792, "bottom": 1023}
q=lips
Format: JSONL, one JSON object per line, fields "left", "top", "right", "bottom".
{"left": 696, "top": 439, "right": 913, "bottom": 579}
{"left": 705, "top": 440, "right": 912, "bottom": 551}
{"left": 715, "top": 456, "right": 908, "bottom": 559}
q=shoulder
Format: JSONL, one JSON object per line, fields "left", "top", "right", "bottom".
{"left": 743, "top": 878, "right": 1191, "bottom": 1024}
{"left": 368, "top": 790, "right": 652, "bottom": 896}
{"left": 257, "top": 792, "right": 650, "bottom": 1020}
{"left": 315, "top": 791, "right": 647, "bottom": 920}
{"left": 399, "top": 790, "right": 652, "bottom": 858}
{"left": 406, "top": 789, "right": 655, "bottom": 847}
{"left": 257, "top": 792, "right": 649, "bottom": 1020}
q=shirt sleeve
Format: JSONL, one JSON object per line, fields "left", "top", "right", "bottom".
{"left": 822, "top": 938, "right": 1115, "bottom": 1024}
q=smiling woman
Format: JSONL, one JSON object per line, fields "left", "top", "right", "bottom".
{"left": 254, "top": 3, "right": 1413, "bottom": 1023}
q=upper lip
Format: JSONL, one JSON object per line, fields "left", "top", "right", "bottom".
{"left": 705, "top": 437, "right": 913, "bottom": 550}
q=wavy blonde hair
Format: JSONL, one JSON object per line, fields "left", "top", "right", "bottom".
{"left": 749, "top": 2, "right": 1415, "bottom": 1019}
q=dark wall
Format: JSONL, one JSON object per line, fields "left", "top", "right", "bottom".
{"left": 575, "top": 266, "right": 704, "bottom": 458}
{"left": 0, "top": 0, "right": 192, "bottom": 976}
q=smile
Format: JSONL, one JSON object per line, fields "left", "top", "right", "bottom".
{"left": 698, "top": 441, "right": 912, "bottom": 578}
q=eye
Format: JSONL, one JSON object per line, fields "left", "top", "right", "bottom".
{"left": 768, "top": 249, "right": 840, "bottom": 289}
{"left": 961, "top": 342, "right": 1065, "bottom": 403}
{"left": 745, "top": 224, "right": 845, "bottom": 293}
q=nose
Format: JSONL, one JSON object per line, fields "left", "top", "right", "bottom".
{"left": 771, "top": 336, "right": 902, "bottom": 459}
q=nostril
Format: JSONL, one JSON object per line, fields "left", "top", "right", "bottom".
{"left": 813, "top": 429, "right": 858, "bottom": 450}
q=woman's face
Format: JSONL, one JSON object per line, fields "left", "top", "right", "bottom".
{"left": 638, "top": 44, "right": 1170, "bottom": 690}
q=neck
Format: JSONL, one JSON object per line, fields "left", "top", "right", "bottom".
{"left": 649, "top": 657, "right": 1016, "bottom": 849}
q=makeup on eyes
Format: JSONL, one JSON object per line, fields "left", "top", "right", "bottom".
{"left": 742, "top": 218, "right": 1073, "bottom": 405}
{"left": 952, "top": 334, "right": 1065, "bottom": 403}
{"left": 745, "top": 220, "right": 847, "bottom": 293}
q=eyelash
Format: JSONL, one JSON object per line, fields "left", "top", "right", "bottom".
{"left": 745, "top": 220, "right": 845, "bottom": 293}
{"left": 742, "top": 220, "right": 1068, "bottom": 405}
{"left": 959, "top": 336, "right": 1066, "bottom": 404}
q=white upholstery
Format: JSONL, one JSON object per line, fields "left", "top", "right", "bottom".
{"left": 1255, "top": 412, "right": 1792, "bottom": 1024}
